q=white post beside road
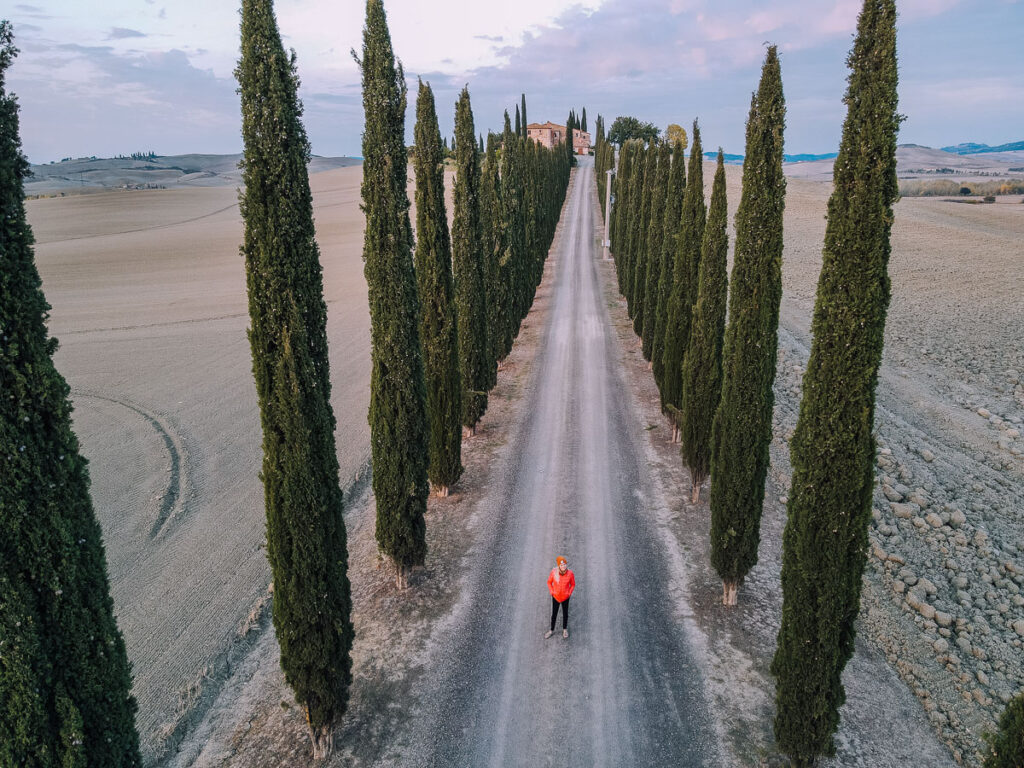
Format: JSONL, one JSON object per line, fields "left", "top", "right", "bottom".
{"left": 603, "top": 168, "right": 613, "bottom": 261}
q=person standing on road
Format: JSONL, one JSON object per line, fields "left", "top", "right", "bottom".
{"left": 546, "top": 556, "right": 575, "bottom": 639}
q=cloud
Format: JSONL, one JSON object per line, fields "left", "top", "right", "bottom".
{"left": 13, "top": 4, "right": 52, "bottom": 19}
{"left": 107, "top": 28, "right": 148, "bottom": 40}
{"left": 10, "top": 41, "right": 240, "bottom": 161}
{"left": 474, "top": 34, "right": 505, "bottom": 43}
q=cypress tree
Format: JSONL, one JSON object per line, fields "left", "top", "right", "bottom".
{"left": 631, "top": 141, "right": 656, "bottom": 337}
{"left": 413, "top": 80, "right": 462, "bottom": 496}
{"left": 358, "top": 0, "right": 428, "bottom": 588}
{"left": 481, "top": 132, "right": 503, "bottom": 386}
{"left": 514, "top": 104, "right": 521, "bottom": 138}
{"left": 238, "top": 1, "right": 353, "bottom": 753}
{"left": 581, "top": 106, "right": 587, "bottom": 134}
{"left": 497, "top": 112, "right": 525, "bottom": 360}
{"left": 478, "top": 133, "right": 484, "bottom": 153}
{"left": 709, "top": 48, "right": 786, "bottom": 607}
{"left": 452, "top": 87, "right": 489, "bottom": 435}
{"left": 566, "top": 110, "right": 575, "bottom": 167}
{"left": 983, "top": 693, "right": 1024, "bottom": 768}
{"left": 0, "top": 23, "right": 141, "bottom": 766}
{"left": 623, "top": 141, "right": 646, "bottom": 315}
{"left": 641, "top": 140, "right": 671, "bottom": 362}
{"left": 651, "top": 138, "right": 686, "bottom": 398}
{"left": 520, "top": 93, "right": 528, "bottom": 138}
{"left": 771, "top": 2, "right": 899, "bottom": 761}
{"left": 680, "top": 150, "right": 728, "bottom": 504}
{"left": 610, "top": 141, "right": 634, "bottom": 290}
{"left": 662, "top": 121, "right": 705, "bottom": 441}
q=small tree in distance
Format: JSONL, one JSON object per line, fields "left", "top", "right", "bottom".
{"left": 666, "top": 123, "right": 689, "bottom": 150}
{"left": 608, "top": 115, "right": 660, "bottom": 145}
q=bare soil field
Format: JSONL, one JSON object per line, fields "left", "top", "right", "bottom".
{"left": 26, "top": 156, "right": 1022, "bottom": 766}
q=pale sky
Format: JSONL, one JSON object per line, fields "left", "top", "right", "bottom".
{"left": 8, "top": 0, "right": 1024, "bottom": 163}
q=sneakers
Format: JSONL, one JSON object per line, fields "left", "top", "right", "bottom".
{"left": 563, "top": 629, "right": 569, "bottom": 639}
{"left": 544, "top": 630, "right": 554, "bottom": 639}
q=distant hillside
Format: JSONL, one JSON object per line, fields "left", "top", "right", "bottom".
{"left": 699, "top": 151, "right": 840, "bottom": 165}
{"left": 26, "top": 153, "right": 361, "bottom": 196}
{"left": 940, "top": 140, "right": 1024, "bottom": 155}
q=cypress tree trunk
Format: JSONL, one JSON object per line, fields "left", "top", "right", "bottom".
{"left": 771, "top": 3, "right": 899, "bottom": 761}
{"left": 359, "top": 0, "right": 428, "bottom": 588}
{"left": 238, "top": 1, "right": 353, "bottom": 754}
{"left": 631, "top": 143, "right": 656, "bottom": 338}
{"left": 709, "top": 48, "right": 786, "bottom": 607}
{"left": 662, "top": 122, "right": 705, "bottom": 441}
{"left": 413, "top": 80, "right": 462, "bottom": 496}
{"left": 0, "top": 24, "right": 141, "bottom": 766}
{"left": 680, "top": 151, "right": 728, "bottom": 504}
{"left": 651, "top": 138, "right": 686, "bottom": 397}
{"left": 452, "top": 87, "right": 489, "bottom": 436}
{"left": 641, "top": 140, "right": 671, "bottom": 362}
{"left": 481, "top": 133, "right": 503, "bottom": 386}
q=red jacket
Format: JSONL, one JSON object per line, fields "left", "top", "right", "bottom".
{"left": 547, "top": 568, "right": 575, "bottom": 603}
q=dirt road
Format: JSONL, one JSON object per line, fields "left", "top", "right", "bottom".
{"left": 394, "top": 159, "right": 719, "bottom": 767}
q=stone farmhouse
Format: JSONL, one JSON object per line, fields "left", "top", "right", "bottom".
{"left": 527, "top": 122, "right": 592, "bottom": 155}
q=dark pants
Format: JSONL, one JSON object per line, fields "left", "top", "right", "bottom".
{"left": 550, "top": 596, "right": 569, "bottom": 631}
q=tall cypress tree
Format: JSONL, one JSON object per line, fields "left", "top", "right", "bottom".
{"left": 771, "top": 4, "right": 899, "bottom": 762}
{"left": 631, "top": 141, "right": 657, "bottom": 338}
{"left": 359, "top": 0, "right": 428, "bottom": 588}
{"left": 452, "top": 87, "right": 489, "bottom": 435}
{"left": 497, "top": 112, "right": 526, "bottom": 360}
{"left": 581, "top": 106, "right": 587, "bottom": 134}
{"left": 610, "top": 141, "right": 634, "bottom": 290}
{"left": 662, "top": 121, "right": 705, "bottom": 441}
{"left": 413, "top": 80, "right": 462, "bottom": 496}
{"left": 481, "top": 132, "right": 503, "bottom": 386}
{"left": 680, "top": 150, "right": 728, "bottom": 504}
{"left": 641, "top": 140, "right": 672, "bottom": 362}
{"left": 514, "top": 104, "right": 521, "bottom": 138}
{"left": 520, "top": 93, "right": 528, "bottom": 138}
{"left": 623, "top": 141, "right": 646, "bottom": 316}
{"left": 709, "top": 48, "right": 786, "bottom": 607}
{"left": 651, "top": 138, "right": 686, "bottom": 397}
{"left": 238, "top": 2, "right": 353, "bottom": 754}
{"left": 0, "top": 23, "right": 141, "bottom": 766}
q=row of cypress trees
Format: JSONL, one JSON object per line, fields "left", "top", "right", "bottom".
{"left": 601, "top": 1, "right": 908, "bottom": 761}
{"left": 361, "top": 0, "right": 569, "bottom": 586}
